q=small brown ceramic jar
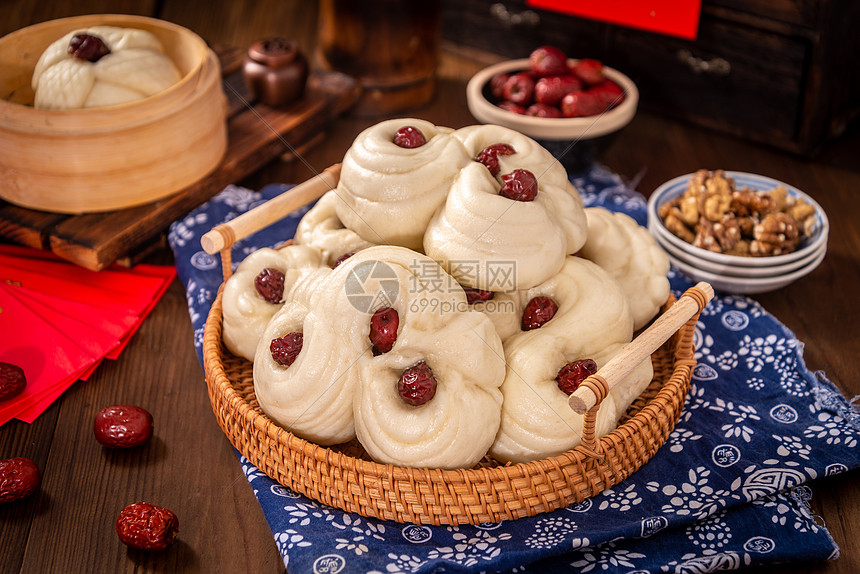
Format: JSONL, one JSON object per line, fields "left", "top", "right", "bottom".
{"left": 243, "top": 38, "right": 309, "bottom": 107}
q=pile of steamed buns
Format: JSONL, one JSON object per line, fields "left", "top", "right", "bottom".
{"left": 221, "top": 119, "right": 670, "bottom": 470}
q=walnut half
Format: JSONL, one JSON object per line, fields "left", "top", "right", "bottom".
{"left": 750, "top": 212, "right": 800, "bottom": 256}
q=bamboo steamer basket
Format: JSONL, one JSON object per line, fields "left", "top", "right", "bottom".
{"left": 199, "top": 166, "right": 714, "bottom": 526}
{"left": 0, "top": 14, "right": 227, "bottom": 214}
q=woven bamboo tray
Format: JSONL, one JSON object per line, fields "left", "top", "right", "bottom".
{"left": 201, "top": 166, "right": 713, "bottom": 525}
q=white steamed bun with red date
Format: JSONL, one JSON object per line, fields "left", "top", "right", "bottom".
{"left": 32, "top": 26, "right": 181, "bottom": 110}
{"left": 333, "top": 118, "right": 472, "bottom": 251}
{"left": 349, "top": 247, "right": 506, "bottom": 469}
{"left": 424, "top": 124, "right": 588, "bottom": 290}
{"left": 490, "top": 256, "right": 653, "bottom": 463}
{"left": 252, "top": 246, "right": 506, "bottom": 466}
{"left": 221, "top": 245, "right": 324, "bottom": 361}
{"left": 293, "top": 190, "right": 377, "bottom": 267}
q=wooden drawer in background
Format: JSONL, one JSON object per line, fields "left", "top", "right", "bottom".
{"left": 442, "top": 0, "right": 607, "bottom": 61}
{"left": 611, "top": 15, "right": 808, "bottom": 147}
{"left": 442, "top": 0, "right": 860, "bottom": 156}
{"left": 707, "top": 0, "right": 818, "bottom": 28}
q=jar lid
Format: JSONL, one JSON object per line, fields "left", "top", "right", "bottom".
{"left": 247, "top": 37, "right": 302, "bottom": 68}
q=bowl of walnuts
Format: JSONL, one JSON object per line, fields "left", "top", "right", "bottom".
{"left": 647, "top": 170, "right": 829, "bottom": 293}
{"left": 466, "top": 45, "right": 638, "bottom": 173}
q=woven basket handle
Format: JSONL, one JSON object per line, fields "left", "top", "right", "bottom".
{"left": 569, "top": 281, "right": 714, "bottom": 416}
{"left": 200, "top": 163, "right": 341, "bottom": 280}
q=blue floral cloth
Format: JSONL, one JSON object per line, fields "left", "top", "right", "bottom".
{"left": 168, "top": 165, "right": 859, "bottom": 573}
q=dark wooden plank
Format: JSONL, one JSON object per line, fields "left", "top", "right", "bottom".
{"left": 4, "top": 279, "right": 283, "bottom": 573}
{"left": 0, "top": 405, "right": 61, "bottom": 574}
{"left": 0, "top": 204, "right": 67, "bottom": 249}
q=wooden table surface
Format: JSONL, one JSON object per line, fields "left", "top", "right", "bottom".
{"left": 2, "top": 3, "right": 859, "bottom": 573}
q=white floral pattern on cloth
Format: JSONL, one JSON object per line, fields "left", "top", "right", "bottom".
{"left": 168, "top": 164, "right": 859, "bottom": 574}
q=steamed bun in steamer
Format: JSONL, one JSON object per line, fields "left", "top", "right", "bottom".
{"left": 32, "top": 26, "right": 181, "bottom": 110}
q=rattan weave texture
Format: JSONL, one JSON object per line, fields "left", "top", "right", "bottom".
{"left": 202, "top": 288, "right": 702, "bottom": 525}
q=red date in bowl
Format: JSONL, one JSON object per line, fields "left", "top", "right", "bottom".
{"left": 466, "top": 46, "right": 638, "bottom": 172}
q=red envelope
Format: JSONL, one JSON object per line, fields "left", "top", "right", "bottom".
{"left": 0, "top": 243, "right": 64, "bottom": 261}
{"left": 103, "top": 263, "right": 176, "bottom": 359}
{"left": 0, "top": 262, "right": 144, "bottom": 313}
{"left": 0, "top": 286, "right": 99, "bottom": 426}
{"left": 0, "top": 245, "right": 177, "bottom": 425}
{"left": 11, "top": 362, "right": 100, "bottom": 423}
{"left": 8, "top": 282, "right": 135, "bottom": 342}
{"left": 0, "top": 257, "right": 165, "bottom": 312}
{"left": 4, "top": 284, "right": 120, "bottom": 363}
{"left": 0, "top": 367, "right": 92, "bottom": 425}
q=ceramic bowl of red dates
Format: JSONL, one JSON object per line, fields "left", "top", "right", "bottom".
{"left": 466, "top": 45, "right": 638, "bottom": 172}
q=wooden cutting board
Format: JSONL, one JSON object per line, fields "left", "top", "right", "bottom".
{"left": 0, "top": 46, "right": 360, "bottom": 271}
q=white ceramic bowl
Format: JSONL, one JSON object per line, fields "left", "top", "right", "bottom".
{"left": 652, "top": 227, "right": 826, "bottom": 278}
{"left": 647, "top": 171, "right": 829, "bottom": 268}
{"left": 466, "top": 57, "right": 638, "bottom": 171}
{"left": 666, "top": 245, "right": 826, "bottom": 294}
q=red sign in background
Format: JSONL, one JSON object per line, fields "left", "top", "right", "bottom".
{"left": 527, "top": 0, "right": 702, "bottom": 40}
